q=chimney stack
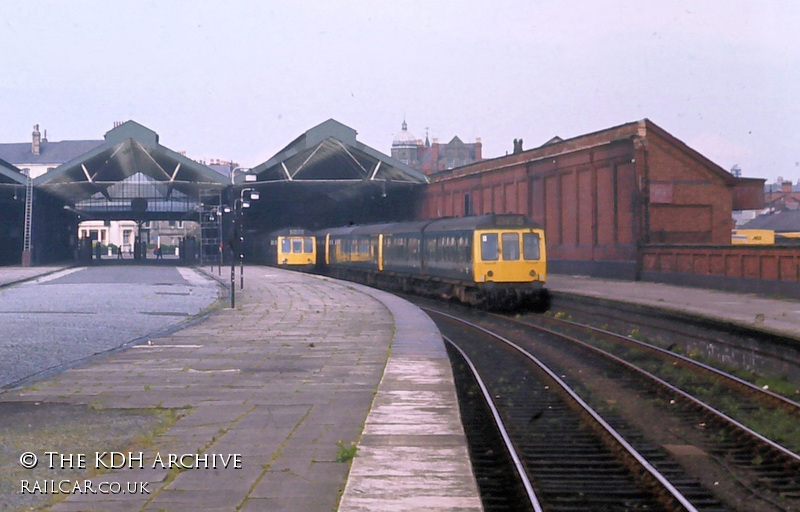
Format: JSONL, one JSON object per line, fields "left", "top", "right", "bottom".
{"left": 782, "top": 181, "right": 793, "bottom": 194}
{"left": 32, "top": 124, "right": 41, "bottom": 155}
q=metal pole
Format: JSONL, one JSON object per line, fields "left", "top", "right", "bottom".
{"left": 230, "top": 206, "right": 236, "bottom": 308}
{"left": 240, "top": 253, "right": 244, "bottom": 290}
{"left": 230, "top": 253, "right": 235, "bottom": 308}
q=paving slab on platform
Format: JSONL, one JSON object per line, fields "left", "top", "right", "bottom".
{"left": 548, "top": 273, "right": 800, "bottom": 339}
{"left": 1, "top": 266, "right": 482, "bottom": 512}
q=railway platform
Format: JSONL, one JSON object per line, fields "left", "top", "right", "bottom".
{"left": 547, "top": 273, "right": 800, "bottom": 340}
{"left": 0, "top": 265, "right": 69, "bottom": 287}
{"left": 0, "top": 265, "right": 481, "bottom": 511}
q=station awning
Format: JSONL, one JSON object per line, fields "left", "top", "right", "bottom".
{"left": 244, "top": 119, "right": 427, "bottom": 190}
{"left": 35, "top": 121, "right": 228, "bottom": 220}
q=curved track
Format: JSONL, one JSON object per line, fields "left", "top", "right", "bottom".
{"left": 429, "top": 308, "right": 721, "bottom": 512}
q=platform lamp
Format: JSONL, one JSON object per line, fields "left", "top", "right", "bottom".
{"left": 228, "top": 174, "right": 259, "bottom": 308}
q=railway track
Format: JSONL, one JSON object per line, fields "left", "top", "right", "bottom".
{"left": 422, "top": 301, "right": 800, "bottom": 511}
{"left": 548, "top": 293, "right": 800, "bottom": 390}
{"left": 514, "top": 311, "right": 800, "bottom": 453}
{"left": 428, "top": 308, "right": 724, "bottom": 512}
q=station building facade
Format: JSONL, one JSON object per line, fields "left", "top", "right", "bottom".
{"left": 417, "top": 119, "right": 765, "bottom": 280}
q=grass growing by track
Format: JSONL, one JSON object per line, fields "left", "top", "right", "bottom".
{"left": 538, "top": 314, "right": 800, "bottom": 453}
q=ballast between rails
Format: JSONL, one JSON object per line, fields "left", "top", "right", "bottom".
{"left": 549, "top": 315, "right": 800, "bottom": 413}
{"left": 509, "top": 314, "right": 800, "bottom": 465}
{"left": 442, "top": 334, "right": 543, "bottom": 512}
{"left": 428, "top": 308, "right": 700, "bottom": 512}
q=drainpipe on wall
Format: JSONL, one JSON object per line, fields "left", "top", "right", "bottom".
{"left": 632, "top": 135, "right": 650, "bottom": 281}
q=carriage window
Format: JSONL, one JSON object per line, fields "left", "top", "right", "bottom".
{"left": 481, "top": 234, "right": 498, "bottom": 261}
{"left": 502, "top": 233, "right": 520, "bottom": 260}
{"left": 304, "top": 237, "right": 313, "bottom": 253}
{"left": 409, "top": 238, "right": 420, "bottom": 257}
{"left": 281, "top": 238, "right": 291, "bottom": 253}
{"left": 292, "top": 238, "right": 303, "bottom": 253}
{"left": 523, "top": 233, "right": 541, "bottom": 260}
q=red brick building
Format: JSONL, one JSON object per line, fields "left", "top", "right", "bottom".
{"left": 391, "top": 121, "right": 482, "bottom": 175}
{"left": 417, "top": 119, "right": 764, "bottom": 279}
{"left": 764, "top": 180, "right": 800, "bottom": 211}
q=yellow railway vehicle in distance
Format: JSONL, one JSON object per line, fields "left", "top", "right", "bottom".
{"left": 266, "top": 228, "right": 317, "bottom": 269}
{"left": 732, "top": 229, "right": 775, "bottom": 245}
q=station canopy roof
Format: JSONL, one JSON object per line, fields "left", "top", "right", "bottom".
{"left": 0, "top": 157, "right": 27, "bottom": 187}
{"left": 243, "top": 119, "right": 428, "bottom": 200}
{"left": 35, "top": 121, "right": 228, "bottom": 220}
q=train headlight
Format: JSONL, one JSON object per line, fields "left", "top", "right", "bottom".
{"left": 487, "top": 270, "right": 494, "bottom": 277}
{"left": 530, "top": 270, "right": 537, "bottom": 277}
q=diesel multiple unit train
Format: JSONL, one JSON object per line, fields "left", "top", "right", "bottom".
{"left": 264, "top": 214, "right": 548, "bottom": 309}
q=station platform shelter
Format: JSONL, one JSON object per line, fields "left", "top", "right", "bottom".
{"left": 0, "top": 119, "right": 428, "bottom": 267}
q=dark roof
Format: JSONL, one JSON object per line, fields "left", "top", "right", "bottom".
{"left": 424, "top": 214, "right": 543, "bottom": 233}
{"left": 0, "top": 157, "right": 27, "bottom": 185}
{"left": 320, "top": 214, "right": 543, "bottom": 237}
{"left": 268, "top": 227, "right": 315, "bottom": 237}
{"left": 34, "top": 121, "right": 228, "bottom": 216}
{"left": 247, "top": 118, "right": 428, "bottom": 185}
{"left": 431, "top": 119, "right": 742, "bottom": 188}
{"left": 766, "top": 183, "right": 800, "bottom": 193}
{"left": 0, "top": 139, "right": 104, "bottom": 165}
{"left": 741, "top": 210, "right": 800, "bottom": 232}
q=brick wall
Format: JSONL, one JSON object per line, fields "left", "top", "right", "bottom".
{"left": 644, "top": 129, "right": 733, "bottom": 244}
{"left": 642, "top": 245, "right": 800, "bottom": 298}
{"left": 416, "top": 120, "right": 766, "bottom": 283}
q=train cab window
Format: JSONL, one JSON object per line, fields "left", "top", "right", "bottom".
{"left": 304, "top": 237, "right": 313, "bottom": 253}
{"left": 502, "top": 233, "right": 520, "bottom": 260}
{"left": 281, "top": 238, "right": 291, "bottom": 253}
{"left": 481, "top": 234, "right": 499, "bottom": 261}
{"left": 523, "top": 233, "right": 541, "bottom": 260}
{"left": 292, "top": 238, "right": 303, "bottom": 253}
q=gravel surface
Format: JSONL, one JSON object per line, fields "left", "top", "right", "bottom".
{"left": 0, "top": 266, "right": 221, "bottom": 390}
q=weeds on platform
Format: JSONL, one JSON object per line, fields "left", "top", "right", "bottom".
{"left": 336, "top": 440, "right": 357, "bottom": 463}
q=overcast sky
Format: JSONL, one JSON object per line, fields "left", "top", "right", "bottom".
{"left": 1, "top": 1, "right": 797, "bottom": 183}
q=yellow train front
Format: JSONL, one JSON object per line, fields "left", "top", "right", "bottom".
{"left": 266, "top": 228, "right": 317, "bottom": 270}
{"left": 318, "top": 214, "right": 547, "bottom": 310}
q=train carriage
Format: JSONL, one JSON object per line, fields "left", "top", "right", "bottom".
{"left": 265, "top": 228, "right": 317, "bottom": 269}
{"left": 317, "top": 214, "right": 547, "bottom": 310}
{"left": 380, "top": 220, "right": 433, "bottom": 275}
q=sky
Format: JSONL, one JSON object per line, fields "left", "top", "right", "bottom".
{"left": 1, "top": 0, "right": 798, "bottom": 183}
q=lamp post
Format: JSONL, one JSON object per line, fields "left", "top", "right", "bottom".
{"left": 207, "top": 207, "right": 223, "bottom": 275}
{"left": 228, "top": 178, "right": 259, "bottom": 308}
